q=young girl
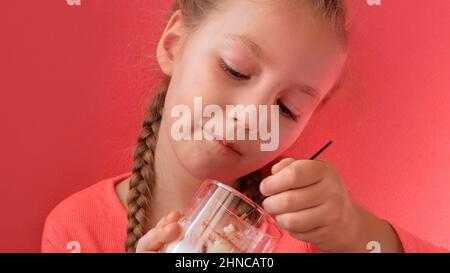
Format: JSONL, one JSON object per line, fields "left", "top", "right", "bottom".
{"left": 42, "top": 0, "right": 446, "bottom": 253}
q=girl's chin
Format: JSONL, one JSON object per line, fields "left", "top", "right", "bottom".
{"left": 172, "top": 139, "right": 251, "bottom": 182}
{"left": 177, "top": 155, "right": 243, "bottom": 184}
{"left": 182, "top": 158, "right": 240, "bottom": 183}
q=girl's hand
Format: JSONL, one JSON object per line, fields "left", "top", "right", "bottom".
{"left": 260, "top": 158, "right": 402, "bottom": 253}
{"left": 135, "top": 211, "right": 183, "bottom": 253}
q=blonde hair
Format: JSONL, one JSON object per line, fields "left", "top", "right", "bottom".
{"left": 125, "top": 0, "right": 347, "bottom": 252}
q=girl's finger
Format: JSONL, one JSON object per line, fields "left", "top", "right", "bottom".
{"left": 156, "top": 211, "right": 182, "bottom": 228}
{"left": 271, "top": 158, "right": 296, "bottom": 175}
{"left": 260, "top": 158, "right": 296, "bottom": 195}
{"left": 261, "top": 160, "right": 327, "bottom": 196}
{"left": 275, "top": 204, "right": 328, "bottom": 234}
{"left": 262, "top": 182, "right": 325, "bottom": 215}
{"left": 155, "top": 216, "right": 169, "bottom": 228}
{"left": 136, "top": 222, "right": 182, "bottom": 252}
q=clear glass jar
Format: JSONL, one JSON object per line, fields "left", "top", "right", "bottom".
{"left": 162, "top": 179, "right": 281, "bottom": 253}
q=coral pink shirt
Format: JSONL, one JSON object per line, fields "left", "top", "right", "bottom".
{"left": 41, "top": 173, "right": 447, "bottom": 253}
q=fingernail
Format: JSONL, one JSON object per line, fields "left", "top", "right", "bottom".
{"left": 167, "top": 211, "right": 177, "bottom": 219}
{"left": 259, "top": 180, "right": 266, "bottom": 195}
{"left": 164, "top": 223, "right": 174, "bottom": 232}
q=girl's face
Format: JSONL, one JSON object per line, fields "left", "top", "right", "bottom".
{"left": 158, "top": 0, "right": 347, "bottom": 183}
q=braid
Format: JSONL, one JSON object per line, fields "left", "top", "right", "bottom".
{"left": 125, "top": 80, "right": 168, "bottom": 253}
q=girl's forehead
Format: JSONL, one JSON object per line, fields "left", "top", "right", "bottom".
{"left": 202, "top": 0, "right": 342, "bottom": 57}
{"left": 218, "top": 0, "right": 311, "bottom": 17}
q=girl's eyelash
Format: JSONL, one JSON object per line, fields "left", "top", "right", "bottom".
{"left": 277, "top": 99, "right": 299, "bottom": 122}
{"left": 219, "top": 61, "right": 250, "bottom": 80}
{"left": 218, "top": 60, "right": 297, "bottom": 122}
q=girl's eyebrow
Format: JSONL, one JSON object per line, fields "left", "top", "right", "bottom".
{"left": 296, "top": 84, "right": 320, "bottom": 100}
{"left": 226, "top": 34, "right": 268, "bottom": 63}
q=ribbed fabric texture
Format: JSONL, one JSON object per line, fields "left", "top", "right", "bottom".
{"left": 41, "top": 173, "right": 448, "bottom": 253}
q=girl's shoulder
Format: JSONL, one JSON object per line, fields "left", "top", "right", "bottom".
{"left": 46, "top": 172, "right": 131, "bottom": 221}
{"left": 41, "top": 172, "right": 131, "bottom": 252}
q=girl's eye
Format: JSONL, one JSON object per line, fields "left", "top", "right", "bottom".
{"left": 219, "top": 61, "right": 250, "bottom": 80}
{"left": 277, "top": 99, "right": 299, "bottom": 122}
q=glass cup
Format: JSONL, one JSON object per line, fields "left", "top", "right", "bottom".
{"left": 162, "top": 179, "right": 281, "bottom": 253}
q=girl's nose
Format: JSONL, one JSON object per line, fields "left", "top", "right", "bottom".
{"left": 225, "top": 104, "right": 264, "bottom": 140}
{"left": 227, "top": 108, "right": 250, "bottom": 131}
{"left": 224, "top": 82, "right": 280, "bottom": 133}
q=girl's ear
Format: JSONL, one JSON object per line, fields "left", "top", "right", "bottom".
{"left": 156, "top": 10, "right": 187, "bottom": 76}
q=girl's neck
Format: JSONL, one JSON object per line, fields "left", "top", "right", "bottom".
{"left": 146, "top": 123, "right": 203, "bottom": 228}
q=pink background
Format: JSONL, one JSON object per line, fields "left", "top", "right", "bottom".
{"left": 0, "top": 0, "right": 449, "bottom": 252}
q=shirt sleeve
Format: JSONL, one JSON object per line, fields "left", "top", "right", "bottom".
{"left": 304, "top": 223, "right": 449, "bottom": 253}
{"left": 389, "top": 223, "right": 449, "bottom": 253}
{"left": 41, "top": 216, "right": 72, "bottom": 253}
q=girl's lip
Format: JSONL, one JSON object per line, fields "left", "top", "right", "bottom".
{"left": 215, "top": 139, "right": 243, "bottom": 156}
{"left": 202, "top": 126, "right": 244, "bottom": 156}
